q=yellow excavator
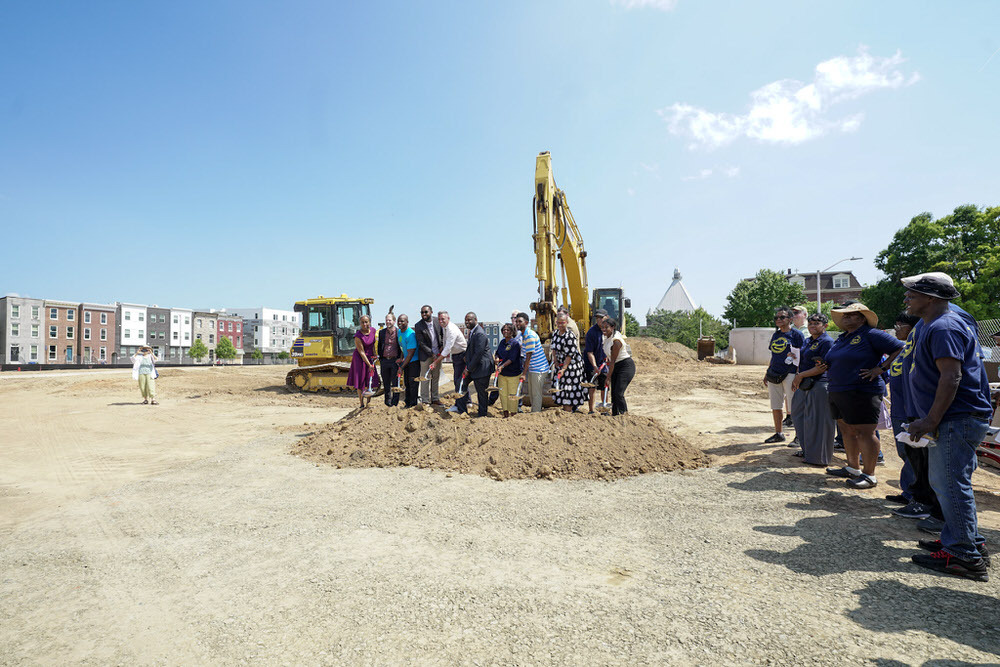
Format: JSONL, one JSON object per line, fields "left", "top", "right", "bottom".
{"left": 531, "top": 151, "right": 629, "bottom": 341}
{"left": 286, "top": 295, "right": 374, "bottom": 392}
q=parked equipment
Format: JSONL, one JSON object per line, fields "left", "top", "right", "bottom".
{"left": 285, "top": 295, "right": 374, "bottom": 392}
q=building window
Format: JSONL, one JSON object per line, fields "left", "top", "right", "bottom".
{"left": 833, "top": 275, "right": 850, "bottom": 289}
{"left": 160, "top": 314, "right": 166, "bottom": 323}
{"left": 31, "top": 306, "right": 39, "bottom": 319}
{"left": 101, "top": 312, "right": 107, "bottom": 325}
{"left": 31, "top": 324, "right": 38, "bottom": 338}
{"left": 49, "top": 325, "right": 58, "bottom": 338}
{"left": 159, "top": 332, "right": 165, "bottom": 340}
{"left": 48, "top": 345, "right": 57, "bottom": 361}
{"left": 11, "top": 323, "right": 18, "bottom": 337}
{"left": 273, "top": 314, "right": 278, "bottom": 320}
{"left": 50, "top": 308, "right": 58, "bottom": 320}
{"left": 197, "top": 319, "right": 202, "bottom": 327}
{"left": 100, "top": 347, "right": 107, "bottom": 361}
{"left": 138, "top": 330, "right": 144, "bottom": 338}
{"left": 196, "top": 333, "right": 202, "bottom": 340}
{"left": 100, "top": 328, "right": 107, "bottom": 341}
{"left": 84, "top": 328, "right": 91, "bottom": 340}
{"left": 84, "top": 311, "right": 91, "bottom": 323}
{"left": 30, "top": 345, "right": 38, "bottom": 361}
{"left": 173, "top": 331, "right": 178, "bottom": 340}
{"left": 138, "top": 313, "right": 144, "bottom": 322}
{"left": 228, "top": 322, "right": 233, "bottom": 332}
{"left": 184, "top": 332, "right": 190, "bottom": 341}
{"left": 184, "top": 316, "right": 189, "bottom": 325}
{"left": 11, "top": 305, "right": 19, "bottom": 318}
{"left": 209, "top": 334, "right": 214, "bottom": 343}
{"left": 125, "top": 311, "right": 131, "bottom": 321}
{"left": 173, "top": 315, "right": 179, "bottom": 324}
{"left": 67, "top": 309, "right": 74, "bottom": 321}
{"left": 125, "top": 330, "right": 130, "bottom": 339}
{"left": 236, "top": 324, "right": 241, "bottom": 333}
{"left": 67, "top": 326, "right": 74, "bottom": 339}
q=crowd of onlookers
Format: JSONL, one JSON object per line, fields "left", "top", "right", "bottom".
{"left": 345, "top": 306, "right": 636, "bottom": 418}
{"left": 762, "top": 272, "right": 996, "bottom": 582}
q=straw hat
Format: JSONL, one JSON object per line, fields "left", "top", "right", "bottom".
{"left": 830, "top": 302, "right": 878, "bottom": 328}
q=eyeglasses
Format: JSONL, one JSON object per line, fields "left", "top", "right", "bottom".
{"left": 420, "top": 310, "right": 430, "bottom": 314}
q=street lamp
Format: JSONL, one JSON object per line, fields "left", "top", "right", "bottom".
{"left": 816, "top": 257, "right": 863, "bottom": 310}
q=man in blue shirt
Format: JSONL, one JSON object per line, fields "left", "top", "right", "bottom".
{"left": 584, "top": 309, "right": 608, "bottom": 414}
{"left": 903, "top": 272, "right": 992, "bottom": 582}
{"left": 397, "top": 314, "right": 419, "bottom": 408}
{"left": 517, "top": 312, "right": 549, "bottom": 413}
{"left": 763, "top": 307, "right": 805, "bottom": 444}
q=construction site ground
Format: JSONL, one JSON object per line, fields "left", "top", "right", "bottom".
{"left": 2, "top": 343, "right": 999, "bottom": 666}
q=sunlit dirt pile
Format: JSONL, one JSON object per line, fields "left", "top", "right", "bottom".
{"left": 294, "top": 403, "right": 711, "bottom": 481}
{"left": 628, "top": 337, "right": 697, "bottom": 373}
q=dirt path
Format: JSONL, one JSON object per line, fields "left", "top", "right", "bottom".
{"left": 1, "top": 360, "right": 999, "bottom": 665}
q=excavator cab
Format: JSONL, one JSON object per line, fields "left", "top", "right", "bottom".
{"left": 591, "top": 288, "right": 631, "bottom": 332}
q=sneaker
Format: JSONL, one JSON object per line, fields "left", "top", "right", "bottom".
{"left": 877, "top": 452, "right": 884, "bottom": 465}
{"left": 764, "top": 433, "right": 786, "bottom": 444}
{"left": 847, "top": 474, "right": 877, "bottom": 489}
{"left": 445, "top": 406, "right": 460, "bottom": 413}
{"left": 912, "top": 550, "right": 989, "bottom": 582}
{"left": 792, "top": 450, "right": 804, "bottom": 457}
{"left": 825, "top": 466, "right": 860, "bottom": 479}
{"left": 918, "top": 540, "right": 991, "bottom": 567}
{"left": 783, "top": 415, "right": 794, "bottom": 427}
{"left": 917, "top": 516, "right": 945, "bottom": 535}
{"left": 892, "top": 502, "right": 931, "bottom": 519}
{"left": 885, "top": 494, "right": 909, "bottom": 505}
{"left": 833, "top": 441, "right": 845, "bottom": 451}
{"left": 787, "top": 438, "right": 800, "bottom": 447}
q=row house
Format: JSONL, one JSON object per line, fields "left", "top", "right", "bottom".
{"left": 78, "top": 303, "right": 116, "bottom": 364}
{"left": 169, "top": 308, "right": 193, "bottom": 361}
{"left": 226, "top": 307, "right": 299, "bottom": 363}
{"left": 0, "top": 296, "right": 44, "bottom": 364}
{"left": 784, "top": 269, "right": 864, "bottom": 306}
{"left": 44, "top": 299, "right": 79, "bottom": 364}
{"left": 147, "top": 306, "right": 170, "bottom": 359}
{"left": 117, "top": 303, "right": 148, "bottom": 359}
{"left": 192, "top": 312, "right": 218, "bottom": 362}
{"left": 217, "top": 313, "right": 245, "bottom": 362}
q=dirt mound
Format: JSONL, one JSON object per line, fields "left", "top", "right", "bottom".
{"left": 628, "top": 337, "right": 697, "bottom": 373}
{"left": 294, "top": 403, "right": 710, "bottom": 481}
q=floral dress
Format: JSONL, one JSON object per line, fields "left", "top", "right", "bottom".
{"left": 550, "top": 329, "right": 586, "bottom": 408}
{"left": 347, "top": 328, "right": 380, "bottom": 391}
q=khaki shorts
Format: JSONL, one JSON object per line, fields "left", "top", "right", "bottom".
{"left": 767, "top": 373, "right": 795, "bottom": 410}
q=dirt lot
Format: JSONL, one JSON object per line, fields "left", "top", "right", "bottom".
{"left": 2, "top": 352, "right": 999, "bottom": 665}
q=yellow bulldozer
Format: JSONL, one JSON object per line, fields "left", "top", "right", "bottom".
{"left": 285, "top": 294, "right": 375, "bottom": 392}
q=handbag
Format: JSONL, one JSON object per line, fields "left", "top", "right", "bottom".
{"left": 798, "top": 377, "right": 816, "bottom": 392}
{"left": 764, "top": 369, "right": 789, "bottom": 384}
{"left": 877, "top": 399, "right": 891, "bottom": 431}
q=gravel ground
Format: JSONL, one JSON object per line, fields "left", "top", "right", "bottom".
{"left": 2, "top": 433, "right": 998, "bottom": 666}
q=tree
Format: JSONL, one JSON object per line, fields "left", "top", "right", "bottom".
{"left": 645, "top": 307, "right": 731, "bottom": 349}
{"left": 864, "top": 205, "right": 1000, "bottom": 323}
{"left": 723, "top": 269, "right": 805, "bottom": 328}
{"left": 217, "top": 336, "right": 238, "bottom": 363}
{"left": 277, "top": 351, "right": 290, "bottom": 360}
{"left": 250, "top": 347, "right": 263, "bottom": 364}
{"left": 188, "top": 339, "right": 209, "bottom": 363}
{"left": 623, "top": 312, "right": 640, "bottom": 338}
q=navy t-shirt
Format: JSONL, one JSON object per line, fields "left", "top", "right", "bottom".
{"left": 495, "top": 338, "right": 522, "bottom": 376}
{"left": 584, "top": 324, "right": 606, "bottom": 374}
{"left": 768, "top": 328, "right": 805, "bottom": 375}
{"left": 909, "top": 311, "right": 992, "bottom": 421}
{"left": 798, "top": 333, "right": 833, "bottom": 382}
{"left": 888, "top": 331, "right": 917, "bottom": 419}
{"left": 825, "top": 324, "right": 904, "bottom": 394}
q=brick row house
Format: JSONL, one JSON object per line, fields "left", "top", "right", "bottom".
{"left": 79, "top": 303, "right": 116, "bottom": 364}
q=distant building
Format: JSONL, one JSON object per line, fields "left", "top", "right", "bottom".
{"left": 168, "top": 307, "right": 193, "bottom": 362}
{"left": 78, "top": 303, "right": 116, "bottom": 364}
{"left": 193, "top": 312, "right": 218, "bottom": 362}
{"left": 648, "top": 268, "right": 697, "bottom": 323}
{"left": 0, "top": 296, "right": 44, "bottom": 364}
{"left": 227, "top": 307, "right": 298, "bottom": 363}
{"left": 785, "top": 269, "right": 863, "bottom": 305}
{"left": 117, "top": 302, "right": 148, "bottom": 359}
{"left": 44, "top": 299, "right": 79, "bottom": 364}
{"left": 147, "top": 306, "right": 170, "bottom": 359}
{"left": 216, "top": 314, "right": 245, "bottom": 363}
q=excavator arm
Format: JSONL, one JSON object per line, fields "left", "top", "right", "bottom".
{"left": 531, "top": 151, "right": 590, "bottom": 341}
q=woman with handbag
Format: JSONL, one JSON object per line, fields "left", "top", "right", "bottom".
{"left": 790, "top": 314, "right": 835, "bottom": 465}
{"left": 763, "top": 307, "right": 805, "bottom": 443}
{"left": 823, "top": 303, "right": 905, "bottom": 489}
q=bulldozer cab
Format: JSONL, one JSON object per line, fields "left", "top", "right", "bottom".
{"left": 294, "top": 297, "right": 372, "bottom": 357}
{"left": 591, "top": 287, "right": 631, "bottom": 332}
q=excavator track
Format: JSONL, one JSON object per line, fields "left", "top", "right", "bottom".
{"left": 285, "top": 361, "right": 352, "bottom": 392}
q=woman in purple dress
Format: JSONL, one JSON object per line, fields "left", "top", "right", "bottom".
{"left": 348, "top": 314, "right": 380, "bottom": 408}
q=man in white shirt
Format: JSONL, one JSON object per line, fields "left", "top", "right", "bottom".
{"left": 429, "top": 311, "right": 468, "bottom": 408}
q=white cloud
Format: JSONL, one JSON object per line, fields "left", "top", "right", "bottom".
{"left": 627, "top": 187, "right": 636, "bottom": 196}
{"left": 661, "top": 47, "right": 919, "bottom": 150}
{"left": 682, "top": 165, "right": 740, "bottom": 181}
{"left": 722, "top": 166, "right": 740, "bottom": 178}
{"left": 612, "top": 0, "right": 678, "bottom": 10}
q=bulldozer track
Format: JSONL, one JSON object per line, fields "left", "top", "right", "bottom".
{"left": 285, "top": 362, "right": 352, "bottom": 392}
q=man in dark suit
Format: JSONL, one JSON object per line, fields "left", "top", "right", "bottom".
{"left": 456, "top": 311, "right": 495, "bottom": 417}
{"left": 377, "top": 312, "right": 401, "bottom": 407}
{"left": 413, "top": 304, "right": 444, "bottom": 405}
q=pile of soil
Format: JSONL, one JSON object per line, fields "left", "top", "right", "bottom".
{"left": 294, "top": 403, "right": 710, "bottom": 481}
{"left": 628, "top": 337, "right": 697, "bottom": 373}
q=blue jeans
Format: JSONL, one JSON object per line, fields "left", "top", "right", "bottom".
{"left": 891, "top": 417, "right": 915, "bottom": 500}
{"left": 927, "top": 416, "right": 990, "bottom": 560}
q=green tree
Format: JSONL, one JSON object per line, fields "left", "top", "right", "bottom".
{"left": 723, "top": 269, "right": 805, "bottom": 327}
{"left": 277, "top": 351, "right": 290, "bottom": 360}
{"left": 645, "top": 307, "right": 731, "bottom": 349}
{"left": 865, "top": 205, "right": 1000, "bottom": 323}
{"left": 250, "top": 347, "right": 263, "bottom": 364}
{"left": 623, "top": 312, "right": 640, "bottom": 338}
{"left": 217, "top": 336, "right": 238, "bottom": 362}
{"left": 188, "top": 338, "right": 209, "bottom": 362}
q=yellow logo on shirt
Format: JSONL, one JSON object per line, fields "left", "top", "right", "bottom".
{"left": 770, "top": 338, "right": 789, "bottom": 354}
{"left": 890, "top": 357, "right": 904, "bottom": 377}
{"left": 900, "top": 336, "right": 915, "bottom": 359}
{"left": 810, "top": 342, "right": 820, "bottom": 351}
{"left": 850, "top": 336, "right": 862, "bottom": 345}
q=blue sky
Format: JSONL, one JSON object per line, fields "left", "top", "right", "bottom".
{"left": 2, "top": 1, "right": 998, "bottom": 323}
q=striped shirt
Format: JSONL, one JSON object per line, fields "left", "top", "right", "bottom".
{"left": 521, "top": 328, "right": 548, "bottom": 373}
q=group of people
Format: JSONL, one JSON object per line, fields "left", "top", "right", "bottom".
{"left": 762, "top": 272, "right": 995, "bottom": 582}
{"left": 346, "top": 306, "right": 636, "bottom": 418}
